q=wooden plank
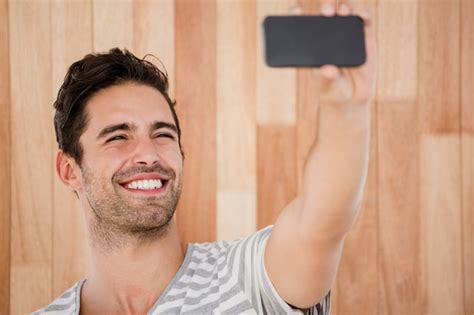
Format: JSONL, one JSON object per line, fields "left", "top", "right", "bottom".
{"left": 418, "top": 0, "right": 460, "bottom": 134}
{"left": 256, "top": 0, "right": 297, "bottom": 125}
{"left": 376, "top": 1, "right": 420, "bottom": 314}
{"left": 256, "top": 0, "right": 297, "bottom": 231}
{"left": 461, "top": 0, "right": 474, "bottom": 312}
{"left": 257, "top": 125, "right": 297, "bottom": 228}
{"left": 418, "top": 1, "right": 462, "bottom": 313}
{"left": 51, "top": 0, "right": 92, "bottom": 297}
{"left": 0, "top": 0, "right": 10, "bottom": 313}
{"left": 174, "top": 0, "right": 217, "bottom": 243}
{"left": 9, "top": 1, "right": 53, "bottom": 314}
{"left": 420, "top": 135, "right": 464, "bottom": 314}
{"left": 216, "top": 0, "right": 256, "bottom": 240}
{"left": 461, "top": 136, "right": 474, "bottom": 313}
{"left": 132, "top": 0, "right": 175, "bottom": 96}
{"left": 93, "top": 0, "right": 133, "bottom": 51}
{"left": 378, "top": 1, "right": 417, "bottom": 102}
{"left": 217, "top": 192, "right": 256, "bottom": 240}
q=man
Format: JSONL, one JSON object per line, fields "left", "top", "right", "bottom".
{"left": 33, "top": 1, "right": 376, "bottom": 314}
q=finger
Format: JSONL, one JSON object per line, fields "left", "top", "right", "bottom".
{"left": 319, "top": 0, "right": 336, "bottom": 16}
{"left": 288, "top": 5, "right": 303, "bottom": 15}
{"left": 355, "top": 5, "right": 372, "bottom": 27}
{"left": 337, "top": 0, "right": 353, "bottom": 16}
{"left": 317, "top": 69, "right": 354, "bottom": 104}
{"left": 358, "top": 6, "right": 375, "bottom": 62}
{"left": 320, "top": 65, "right": 341, "bottom": 80}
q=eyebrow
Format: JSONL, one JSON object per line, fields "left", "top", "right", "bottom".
{"left": 152, "top": 121, "right": 178, "bottom": 134}
{"left": 96, "top": 121, "right": 178, "bottom": 140}
{"left": 97, "top": 123, "right": 135, "bottom": 140}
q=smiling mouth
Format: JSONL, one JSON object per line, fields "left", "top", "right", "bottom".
{"left": 120, "top": 179, "right": 169, "bottom": 193}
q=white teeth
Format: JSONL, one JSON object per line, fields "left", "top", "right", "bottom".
{"left": 126, "top": 179, "right": 163, "bottom": 190}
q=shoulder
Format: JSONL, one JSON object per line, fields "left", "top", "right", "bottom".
{"left": 190, "top": 226, "right": 273, "bottom": 268}
{"left": 31, "top": 280, "right": 84, "bottom": 315}
{"left": 190, "top": 226, "right": 272, "bottom": 257}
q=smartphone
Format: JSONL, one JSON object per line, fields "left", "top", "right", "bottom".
{"left": 263, "top": 15, "right": 366, "bottom": 67}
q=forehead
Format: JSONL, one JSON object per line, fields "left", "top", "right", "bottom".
{"left": 85, "top": 82, "right": 174, "bottom": 131}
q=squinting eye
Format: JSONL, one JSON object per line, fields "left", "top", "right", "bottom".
{"left": 106, "top": 135, "right": 127, "bottom": 143}
{"left": 155, "top": 133, "right": 175, "bottom": 140}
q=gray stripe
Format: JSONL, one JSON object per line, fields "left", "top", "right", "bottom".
{"left": 162, "top": 267, "right": 234, "bottom": 305}
{"left": 44, "top": 303, "right": 74, "bottom": 312}
{"left": 193, "top": 245, "right": 218, "bottom": 254}
{"left": 183, "top": 258, "right": 227, "bottom": 278}
{"left": 172, "top": 265, "right": 231, "bottom": 291}
{"left": 221, "top": 299, "right": 254, "bottom": 315}
{"left": 233, "top": 232, "right": 252, "bottom": 280}
{"left": 249, "top": 227, "right": 260, "bottom": 309}
{"left": 198, "top": 255, "right": 217, "bottom": 265}
{"left": 171, "top": 278, "right": 222, "bottom": 291}
{"left": 59, "top": 290, "right": 73, "bottom": 299}
{"left": 227, "top": 239, "right": 239, "bottom": 272}
{"left": 180, "top": 282, "right": 243, "bottom": 314}
{"left": 156, "top": 290, "right": 187, "bottom": 303}
{"left": 187, "top": 255, "right": 224, "bottom": 266}
{"left": 153, "top": 305, "right": 184, "bottom": 314}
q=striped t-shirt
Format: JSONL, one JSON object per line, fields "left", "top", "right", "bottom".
{"left": 32, "top": 226, "right": 331, "bottom": 314}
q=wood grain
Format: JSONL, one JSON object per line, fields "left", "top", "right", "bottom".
{"left": 377, "top": 1, "right": 417, "bottom": 102}
{"left": 256, "top": 0, "right": 298, "bottom": 231}
{"left": 461, "top": 0, "right": 474, "bottom": 312}
{"left": 1, "top": 1, "right": 473, "bottom": 313}
{"left": 93, "top": 0, "right": 133, "bottom": 51}
{"left": 51, "top": 0, "right": 92, "bottom": 297}
{"left": 377, "top": 1, "right": 421, "bottom": 314}
{"left": 132, "top": 0, "right": 175, "bottom": 96}
{"left": 256, "top": 0, "right": 297, "bottom": 125}
{"left": 174, "top": 0, "right": 217, "bottom": 244}
{"left": 9, "top": 1, "right": 53, "bottom": 314}
{"left": 0, "top": 0, "right": 10, "bottom": 313}
{"left": 418, "top": 0, "right": 460, "bottom": 134}
{"left": 216, "top": 0, "right": 257, "bottom": 240}
{"left": 420, "top": 135, "right": 464, "bottom": 314}
{"left": 419, "top": 1, "right": 463, "bottom": 313}
{"left": 257, "top": 125, "right": 297, "bottom": 228}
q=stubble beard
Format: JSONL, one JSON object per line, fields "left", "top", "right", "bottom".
{"left": 81, "top": 163, "right": 182, "bottom": 251}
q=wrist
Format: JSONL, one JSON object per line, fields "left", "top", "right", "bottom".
{"left": 318, "top": 103, "right": 371, "bottom": 132}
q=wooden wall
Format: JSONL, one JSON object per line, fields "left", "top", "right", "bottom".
{"left": 0, "top": 0, "right": 472, "bottom": 314}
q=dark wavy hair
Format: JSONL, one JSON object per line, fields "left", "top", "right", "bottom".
{"left": 53, "top": 47, "right": 182, "bottom": 165}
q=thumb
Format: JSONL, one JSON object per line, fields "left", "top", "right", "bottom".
{"left": 317, "top": 66, "right": 354, "bottom": 105}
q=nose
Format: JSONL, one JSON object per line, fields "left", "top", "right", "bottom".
{"left": 132, "top": 137, "right": 160, "bottom": 166}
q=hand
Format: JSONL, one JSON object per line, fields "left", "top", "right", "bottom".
{"left": 316, "top": 0, "right": 377, "bottom": 108}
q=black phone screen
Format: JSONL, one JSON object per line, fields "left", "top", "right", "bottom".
{"left": 263, "top": 15, "right": 366, "bottom": 67}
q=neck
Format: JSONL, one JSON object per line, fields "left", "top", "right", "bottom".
{"left": 81, "top": 220, "right": 185, "bottom": 315}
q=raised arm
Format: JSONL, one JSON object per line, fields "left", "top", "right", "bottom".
{"left": 264, "top": 0, "right": 377, "bottom": 309}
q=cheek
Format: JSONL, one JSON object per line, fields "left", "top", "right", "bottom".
{"left": 82, "top": 151, "right": 126, "bottom": 182}
{"left": 165, "top": 146, "right": 183, "bottom": 167}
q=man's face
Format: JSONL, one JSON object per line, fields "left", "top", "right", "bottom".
{"left": 76, "top": 82, "right": 183, "bottom": 236}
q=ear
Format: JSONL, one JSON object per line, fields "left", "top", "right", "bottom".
{"left": 56, "top": 150, "right": 83, "bottom": 193}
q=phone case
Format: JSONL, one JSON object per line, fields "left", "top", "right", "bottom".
{"left": 263, "top": 15, "right": 366, "bottom": 67}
